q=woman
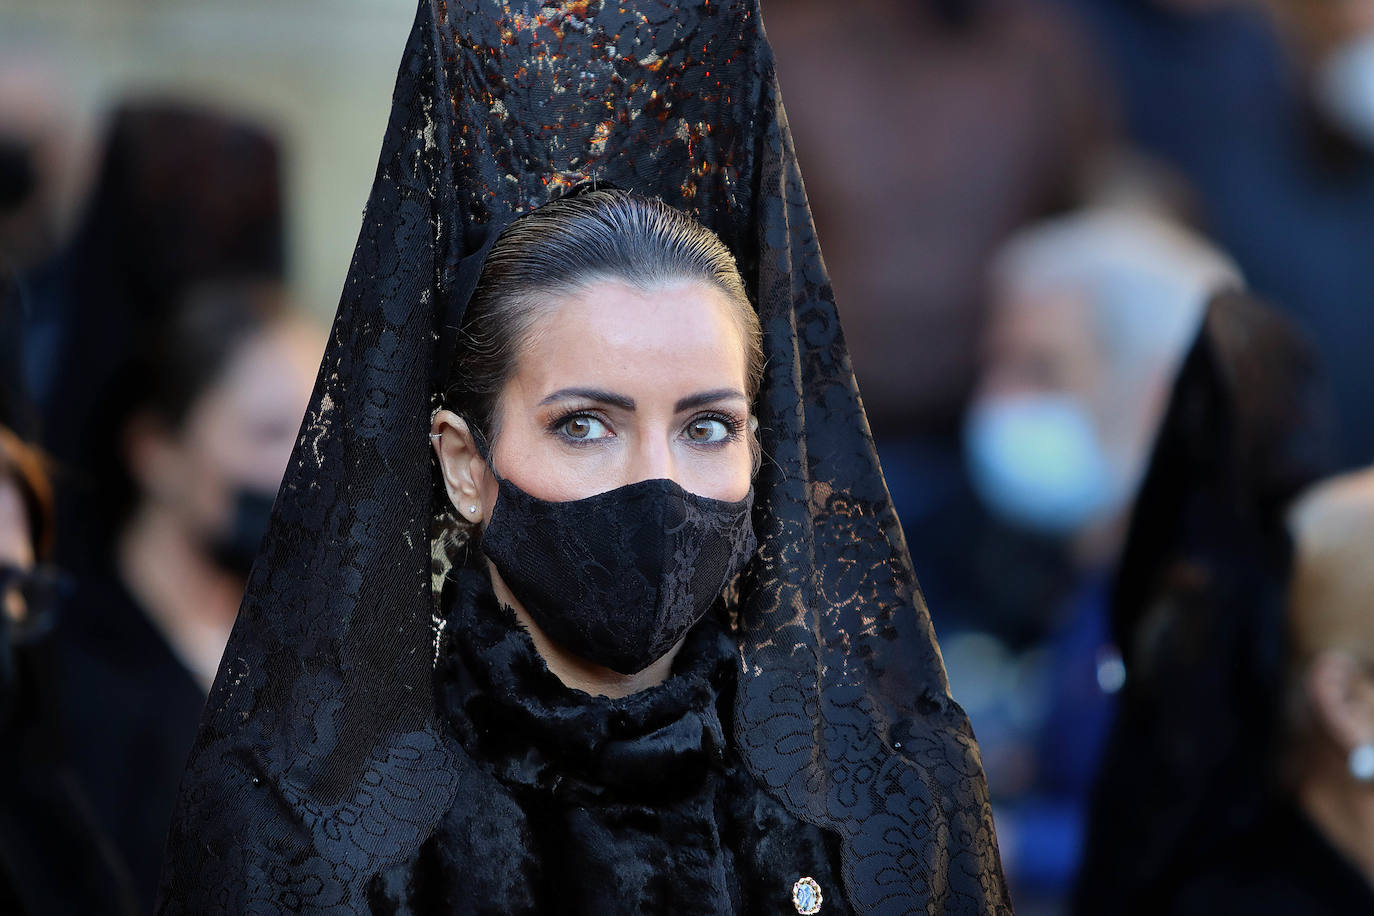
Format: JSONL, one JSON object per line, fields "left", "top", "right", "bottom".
{"left": 49, "top": 280, "right": 318, "bottom": 911}
{"left": 159, "top": 2, "right": 1009, "bottom": 913}
{"left": 1159, "top": 466, "right": 1374, "bottom": 914}
{"left": 15, "top": 104, "right": 295, "bottom": 911}
{"left": 0, "top": 419, "right": 138, "bottom": 915}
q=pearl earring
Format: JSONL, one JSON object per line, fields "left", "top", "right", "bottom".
{"left": 469, "top": 505, "right": 479, "bottom": 515}
{"left": 1350, "top": 743, "right": 1374, "bottom": 781}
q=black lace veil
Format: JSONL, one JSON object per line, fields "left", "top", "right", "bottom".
{"left": 158, "top": 3, "right": 1008, "bottom": 912}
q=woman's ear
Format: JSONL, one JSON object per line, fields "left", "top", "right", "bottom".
{"left": 1306, "top": 649, "right": 1374, "bottom": 754}
{"left": 430, "top": 410, "right": 488, "bottom": 524}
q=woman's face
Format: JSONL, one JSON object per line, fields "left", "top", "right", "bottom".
{"left": 128, "top": 318, "right": 321, "bottom": 548}
{"left": 478, "top": 276, "right": 753, "bottom": 508}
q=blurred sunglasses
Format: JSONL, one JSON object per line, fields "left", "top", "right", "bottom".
{"left": 0, "top": 563, "right": 72, "bottom": 646}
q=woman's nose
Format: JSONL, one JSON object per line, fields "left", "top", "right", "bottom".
{"left": 625, "top": 434, "right": 677, "bottom": 486}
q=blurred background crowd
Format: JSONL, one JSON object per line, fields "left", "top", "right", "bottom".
{"left": 3, "top": 0, "right": 1374, "bottom": 913}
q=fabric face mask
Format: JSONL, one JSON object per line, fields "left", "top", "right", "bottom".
{"left": 479, "top": 473, "right": 757, "bottom": 675}
{"left": 206, "top": 488, "right": 278, "bottom": 579}
{"left": 964, "top": 393, "right": 1132, "bottom": 535}
{"left": 1316, "top": 33, "right": 1374, "bottom": 150}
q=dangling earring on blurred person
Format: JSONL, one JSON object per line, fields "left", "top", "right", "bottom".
{"left": 1264, "top": 470, "right": 1374, "bottom": 906}
{"left": 1129, "top": 466, "right": 1374, "bottom": 915}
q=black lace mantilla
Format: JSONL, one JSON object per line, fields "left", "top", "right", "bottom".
{"left": 157, "top": 2, "right": 1009, "bottom": 913}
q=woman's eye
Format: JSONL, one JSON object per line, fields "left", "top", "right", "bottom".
{"left": 560, "top": 415, "right": 611, "bottom": 440}
{"left": 684, "top": 417, "right": 731, "bottom": 443}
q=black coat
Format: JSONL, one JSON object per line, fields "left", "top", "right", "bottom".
{"left": 1172, "top": 804, "right": 1374, "bottom": 915}
{"left": 368, "top": 566, "right": 852, "bottom": 914}
{"left": 49, "top": 569, "right": 204, "bottom": 912}
{"left": 0, "top": 639, "right": 139, "bottom": 915}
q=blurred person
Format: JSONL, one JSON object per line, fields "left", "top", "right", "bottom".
{"left": 1056, "top": 0, "right": 1374, "bottom": 467}
{"left": 958, "top": 201, "right": 1239, "bottom": 903}
{"left": 19, "top": 100, "right": 284, "bottom": 478}
{"left": 8, "top": 101, "right": 293, "bottom": 910}
{"left": 0, "top": 56, "right": 89, "bottom": 275}
{"left": 0, "top": 276, "right": 137, "bottom": 914}
{"left": 1074, "top": 291, "right": 1338, "bottom": 914}
{"left": 1161, "top": 466, "right": 1374, "bottom": 913}
{"left": 967, "top": 202, "right": 1240, "bottom": 558}
{"left": 0, "top": 58, "right": 85, "bottom": 440}
{"left": 48, "top": 281, "right": 319, "bottom": 912}
{"left": 765, "top": 0, "right": 1113, "bottom": 647}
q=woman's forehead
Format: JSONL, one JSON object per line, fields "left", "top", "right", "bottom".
{"left": 511, "top": 278, "right": 748, "bottom": 402}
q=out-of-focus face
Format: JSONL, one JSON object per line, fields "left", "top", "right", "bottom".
{"left": 0, "top": 476, "right": 34, "bottom": 624}
{"left": 474, "top": 277, "right": 753, "bottom": 510}
{"left": 965, "top": 283, "right": 1165, "bottom": 545}
{"left": 974, "top": 286, "right": 1105, "bottom": 406}
{"left": 135, "top": 318, "right": 321, "bottom": 553}
{"left": 1286, "top": 469, "right": 1374, "bottom": 773}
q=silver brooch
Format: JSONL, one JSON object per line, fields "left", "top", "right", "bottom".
{"left": 792, "top": 876, "right": 822, "bottom": 914}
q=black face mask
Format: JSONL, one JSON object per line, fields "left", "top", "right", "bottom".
{"left": 479, "top": 473, "right": 757, "bottom": 675}
{"left": 207, "top": 488, "right": 278, "bottom": 579}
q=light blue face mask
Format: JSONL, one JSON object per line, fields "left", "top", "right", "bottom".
{"left": 964, "top": 394, "right": 1130, "bottom": 535}
{"left": 1318, "top": 32, "right": 1374, "bottom": 150}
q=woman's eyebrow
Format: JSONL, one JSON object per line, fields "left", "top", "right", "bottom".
{"left": 674, "top": 389, "right": 747, "bottom": 413}
{"left": 539, "top": 387, "right": 636, "bottom": 410}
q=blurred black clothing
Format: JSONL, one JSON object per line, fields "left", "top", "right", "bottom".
{"left": 0, "top": 271, "right": 36, "bottom": 441}
{"left": 1074, "top": 292, "right": 1338, "bottom": 915}
{"left": 50, "top": 568, "right": 204, "bottom": 913}
{"left": 369, "top": 565, "right": 852, "bottom": 914}
{"left": 0, "top": 643, "right": 139, "bottom": 916}
{"left": 1172, "top": 803, "right": 1374, "bottom": 916}
{"left": 0, "top": 135, "right": 37, "bottom": 212}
